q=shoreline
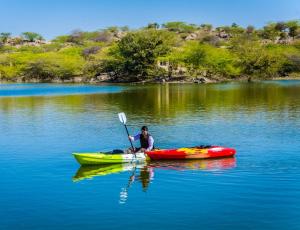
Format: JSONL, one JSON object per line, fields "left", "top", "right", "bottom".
{"left": 0, "top": 75, "right": 299, "bottom": 85}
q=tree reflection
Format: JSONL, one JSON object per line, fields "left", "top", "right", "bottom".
{"left": 1, "top": 83, "right": 299, "bottom": 122}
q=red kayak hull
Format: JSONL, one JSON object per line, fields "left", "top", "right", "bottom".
{"left": 146, "top": 146, "right": 236, "bottom": 160}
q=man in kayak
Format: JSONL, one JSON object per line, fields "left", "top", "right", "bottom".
{"left": 129, "top": 126, "right": 154, "bottom": 152}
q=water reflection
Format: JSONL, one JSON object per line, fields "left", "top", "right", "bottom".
{"left": 73, "top": 157, "right": 236, "bottom": 204}
{"left": 148, "top": 157, "right": 236, "bottom": 171}
{"left": 1, "top": 82, "right": 300, "bottom": 121}
{"left": 73, "top": 163, "right": 146, "bottom": 182}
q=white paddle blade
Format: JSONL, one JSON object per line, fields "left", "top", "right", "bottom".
{"left": 118, "top": 112, "right": 127, "bottom": 124}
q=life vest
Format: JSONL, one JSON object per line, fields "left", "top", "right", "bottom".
{"left": 140, "top": 133, "right": 153, "bottom": 149}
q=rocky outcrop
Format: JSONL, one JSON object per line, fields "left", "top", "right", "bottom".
{"left": 5, "top": 37, "right": 51, "bottom": 47}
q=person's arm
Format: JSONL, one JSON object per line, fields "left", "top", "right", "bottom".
{"left": 129, "top": 133, "right": 140, "bottom": 142}
{"left": 146, "top": 136, "right": 154, "bottom": 151}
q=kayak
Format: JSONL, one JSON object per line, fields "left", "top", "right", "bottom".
{"left": 73, "top": 152, "right": 146, "bottom": 165}
{"left": 73, "top": 145, "right": 235, "bottom": 165}
{"left": 146, "top": 145, "right": 236, "bottom": 160}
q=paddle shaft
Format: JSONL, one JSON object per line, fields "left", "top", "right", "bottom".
{"left": 124, "top": 124, "right": 135, "bottom": 154}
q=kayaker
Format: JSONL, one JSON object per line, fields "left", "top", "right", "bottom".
{"left": 128, "top": 126, "right": 154, "bottom": 152}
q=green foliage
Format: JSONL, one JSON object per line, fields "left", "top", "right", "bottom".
{"left": 285, "top": 20, "right": 300, "bottom": 38}
{"left": 200, "top": 24, "right": 213, "bottom": 31}
{"left": 0, "top": 49, "right": 85, "bottom": 80}
{"left": 246, "top": 25, "right": 255, "bottom": 34}
{"left": 162, "top": 22, "right": 198, "bottom": 33}
{"left": 167, "top": 41, "right": 239, "bottom": 77}
{"left": 22, "top": 32, "right": 43, "bottom": 42}
{"left": 181, "top": 42, "right": 207, "bottom": 69}
{"left": 201, "top": 35, "right": 221, "bottom": 46}
{"left": 52, "top": 35, "right": 70, "bottom": 43}
{"left": 58, "top": 46, "right": 83, "bottom": 55}
{"left": 103, "top": 29, "right": 176, "bottom": 80}
{"left": 22, "top": 52, "right": 84, "bottom": 80}
{"left": 0, "top": 32, "right": 11, "bottom": 43}
{"left": 259, "top": 23, "right": 279, "bottom": 40}
{"left": 147, "top": 23, "right": 160, "bottom": 29}
{"left": 0, "top": 64, "right": 22, "bottom": 79}
{"left": 105, "top": 26, "right": 119, "bottom": 33}
{"left": 266, "top": 44, "right": 300, "bottom": 74}
{"left": 17, "top": 45, "right": 44, "bottom": 53}
{"left": 231, "top": 38, "right": 287, "bottom": 77}
{"left": 1, "top": 20, "right": 300, "bottom": 82}
{"left": 216, "top": 24, "right": 245, "bottom": 37}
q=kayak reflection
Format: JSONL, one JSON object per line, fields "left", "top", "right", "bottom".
{"left": 73, "top": 157, "right": 236, "bottom": 182}
{"left": 73, "top": 157, "right": 236, "bottom": 203}
{"left": 148, "top": 157, "right": 236, "bottom": 171}
{"left": 72, "top": 163, "right": 146, "bottom": 182}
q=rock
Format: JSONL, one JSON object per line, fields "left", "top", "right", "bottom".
{"left": 96, "top": 74, "right": 110, "bottom": 82}
{"left": 193, "top": 77, "right": 210, "bottom": 84}
{"left": 73, "top": 76, "right": 84, "bottom": 82}
{"left": 185, "top": 33, "right": 198, "bottom": 40}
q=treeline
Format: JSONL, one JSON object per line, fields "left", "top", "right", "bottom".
{"left": 0, "top": 21, "right": 300, "bottom": 82}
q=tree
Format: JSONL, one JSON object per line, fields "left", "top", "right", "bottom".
{"left": 231, "top": 37, "right": 285, "bottom": 77}
{"left": 260, "top": 23, "right": 279, "bottom": 41}
{"left": 279, "top": 32, "right": 288, "bottom": 40}
{"left": 275, "top": 22, "right": 287, "bottom": 32}
{"left": 289, "top": 26, "right": 299, "bottom": 38}
{"left": 21, "top": 32, "right": 43, "bottom": 42}
{"left": 200, "top": 24, "right": 213, "bottom": 32}
{"left": 105, "top": 29, "right": 176, "bottom": 79}
{"left": 231, "top": 23, "right": 239, "bottom": 28}
{"left": 0, "top": 32, "right": 11, "bottom": 43}
{"left": 147, "top": 23, "right": 160, "bottom": 29}
{"left": 162, "top": 22, "right": 197, "bottom": 33}
{"left": 230, "top": 24, "right": 245, "bottom": 36}
{"left": 286, "top": 20, "right": 300, "bottom": 38}
{"left": 216, "top": 25, "right": 244, "bottom": 37}
{"left": 182, "top": 43, "right": 207, "bottom": 71}
{"left": 246, "top": 25, "right": 255, "bottom": 34}
{"left": 174, "top": 42, "right": 239, "bottom": 77}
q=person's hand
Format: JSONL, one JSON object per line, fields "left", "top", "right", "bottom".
{"left": 140, "top": 148, "right": 146, "bottom": 152}
{"left": 128, "top": 135, "right": 133, "bottom": 141}
{"left": 129, "top": 147, "right": 136, "bottom": 153}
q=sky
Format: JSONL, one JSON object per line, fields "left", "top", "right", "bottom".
{"left": 1, "top": 0, "right": 300, "bottom": 39}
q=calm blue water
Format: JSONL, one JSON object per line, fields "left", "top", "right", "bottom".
{"left": 0, "top": 82, "right": 300, "bottom": 230}
{"left": 0, "top": 83, "right": 123, "bottom": 97}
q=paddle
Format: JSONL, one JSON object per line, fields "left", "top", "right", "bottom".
{"left": 118, "top": 112, "right": 136, "bottom": 156}
{"left": 119, "top": 165, "right": 137, "bottom": 204}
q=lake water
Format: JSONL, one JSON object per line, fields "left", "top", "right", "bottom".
{"left": 0, "top": 81, "right": 299, "bottom": 230}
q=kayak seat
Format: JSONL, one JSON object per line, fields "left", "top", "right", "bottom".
{"left": 194, "top": 145, "right": 212, "bottom": 149}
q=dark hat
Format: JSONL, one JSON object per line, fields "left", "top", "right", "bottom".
{"left": 141, "top": 126, "right": 148, "bottom": 131}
